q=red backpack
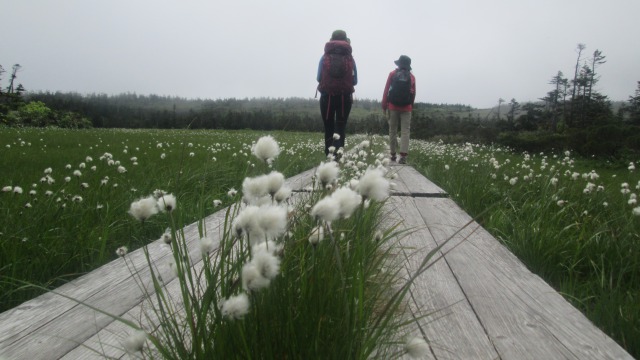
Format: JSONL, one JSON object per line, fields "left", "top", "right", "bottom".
{"left": 318, "top": 40, "right": 355, "bottom": 95}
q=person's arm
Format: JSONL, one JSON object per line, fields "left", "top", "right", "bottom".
{"left": 353, "top": 60, "right": 358, "bottom": 86}
{"left": 411, "top": 73, "right": 417, "bottom": 105}
{"left": 317, "top": 56, "right": 324, "bottom": 83}
{"left": 381, "top": 70, "right": 394, "bottom": 110}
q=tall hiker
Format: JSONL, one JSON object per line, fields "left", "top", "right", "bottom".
{"left": 317, "top": 29, "right": 358, "bottom": 159}
{"left": 382, "top": 55, "right": 416, "bottom": 164}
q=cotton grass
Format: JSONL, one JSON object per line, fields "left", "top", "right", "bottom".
{"left": 220, "top": 293, "right": 250, "bottom": 320}
{"left": 356, "top": 167, "right": 390, "bottom": 201}
{"left": 2, "top": 129, "right": 432, "bottom": 359}
{"left": 128, "top": 196, "right": 158, "bottom": 221}
{"left": 252, "top": 135, "right": 280, "bottom": 164}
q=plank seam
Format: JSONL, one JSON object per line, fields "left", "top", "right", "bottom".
{"left": 391, "top": 192, "right": 449, "bottom": 198}
{"left": 416, "top": 204, "right": 503, "bottom": 359}
{"left": 291, "top": 189, "right": 450, "bottom": 198}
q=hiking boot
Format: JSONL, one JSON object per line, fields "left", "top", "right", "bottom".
{"left": 398, "top": 156, "right": 407, "bottom": 165}
{"left": 390, "top": 155, "right": 397, "bottom": 162}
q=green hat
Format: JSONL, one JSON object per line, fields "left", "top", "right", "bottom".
{"left": 331, "top": 30, "right": 347, "bottom": 41}
{"left": 394, "top": 55, "right": 412, "bottom": 70}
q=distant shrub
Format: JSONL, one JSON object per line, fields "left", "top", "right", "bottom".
{"left": 496, "top": 131, "right": 568, "bottom": 153}
{"left": 0, "top": 101, "right": 92, "bottom": 128}
{"left": 57, "top": 111, "right": 93, "bottom": 128}
{"left": 568, "top": 124, "right": 640, "bottom": 157}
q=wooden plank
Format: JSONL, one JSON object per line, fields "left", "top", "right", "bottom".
{"left": 61, "top": 191, "right": 313, "bottom": 359}
{"left": 284, "top": 168, "right": 315, "bottom": 191}
{"left": 394, "top": 166, "right": 446, "bottom": 196}
{"left": 0, "top": 209, "right": 228, "bottom": 360}
{"left": 61, "top": 256, "right": 204, "bottom": 360}
{"left": 0, "top": 170, "right": 314, "bottom": 359}
{"left": 385, "top": 196, "right": 499, "bottom": 359}
{"left": 0, "top": 169, "right": 315, "bottom": 359}
{"left": 414, "top": 197, "right": 633, "bottom": 360}
{"left": 387, "top": 166, "right": 411, "bottom": 195}
{"left": 0, "top": 243, "right": 170, "bottom": 351}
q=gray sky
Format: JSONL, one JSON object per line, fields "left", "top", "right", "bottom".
{"left": 3, "top": 0, "right": 639, "bottom": 109}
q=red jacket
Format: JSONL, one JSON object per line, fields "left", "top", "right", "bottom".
{"left": 381, "top": 69, "right": 416, "bottom": 112}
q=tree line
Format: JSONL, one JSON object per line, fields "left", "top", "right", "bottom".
{"left": 2, "top": 43, "right": 640, "bottom": 158}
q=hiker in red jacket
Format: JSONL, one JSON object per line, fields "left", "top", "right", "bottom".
{"left": 317, "top": 29, "right": 358, "bottom": 160}
{"left": 382, "top": 55, "right": 416, "bottom": 164}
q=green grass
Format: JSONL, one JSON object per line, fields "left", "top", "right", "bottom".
{"left": 130, "top": 133, "right": 435, "bottom": 359}
{"left": 139, "top": 186, "right": 410, "bottom": 359}
{"left": 9, "top": 127, "right": 638, "bottom": 357}
{"left": 409, "top": 140, "right": 640, "bottom": 357}
{"left": 1, "top": 129, "right": 434, "bottom": 358}
{"left": 0, "top": 128, "right": 326, "bottom": 311}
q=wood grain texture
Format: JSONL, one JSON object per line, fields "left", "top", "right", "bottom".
{"left": 61, "top": 254, "right": 205, "bottom": 360}
{"left": 283, "top": 168, "right": 315, "bottom": 191}
{"left": 385, "top": 196, "right": 499, "bottom": 359}
{"left": 393, "top": 165, "right": 446, "bottom": 196}
{"left": 0, "top": 209, "right": 228, "bottom": 360}
{"left": 414, "top": 197, "right": 632, "bottom": 360}
{"left": 60, "top": 192, "right": 314, "bottom": 360}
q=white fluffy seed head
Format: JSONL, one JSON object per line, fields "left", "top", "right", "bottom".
{"left": 232, "top": 206, "right": 265, "bottom": 244}
{"left": 242, "top": 175, "right": 269, "bottom": 203}
{"left": 316, "top": 161, "right": 340, "bottom": 187}
{"left": 258, "top": 205, "right": 288, "bottom": 241}
{"left": 308, "top": 226, "right": 325, "bottom": 245}
{"left": 266, "top": 171, "right": 285, "bottom": 196}
{"left": 221, "top": 293, "right": 250, "bottom": 320}
{"left": 128, "top": 196, "right": 158, "bottom": 221}
{"left": 251, "top": 240, "right": 283, "bottom": 256}
{"left": 242, "top": 262, "right": 271, "bottom": 291}
{"left": 310, "top": 197, "right": 340, "bottom": 222}
{"left": 274, "top": 186, "right": 292, "bottom": 203}
{"left": 404, "top": 336, "right": 430, "bottom": 358}
{"left": 199, "top": 235, "right": 216, "bottom": 255}
{"left": 123, "top": 329, "right": 148, "bottom": 354}
{"left": 161, "top": 228, "right": 173, "bottom": 244}
{"left": 356, "top": 167, "right": 390, "bottom": 201}
{"left": 157, "top": 193, "right": 176, "bottom": 212}
{"left": 253, "top": 135, "right": 280, "bottom": 162}
{"left": 331, "top": 187, "right": 362, "bottom": 219}
{"left": 251, "top": 250, "right": 281, "bottom": 280}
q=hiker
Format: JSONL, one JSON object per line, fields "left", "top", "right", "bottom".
{"left": 382, "top": 55, "right": 416, "bottom": 164}
{"left": 317, "top": 29, "right": 358, "bottom": 159}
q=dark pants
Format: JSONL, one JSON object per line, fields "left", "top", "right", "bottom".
{"left": 320, "top": 93, "right": 353, "bottom": 156}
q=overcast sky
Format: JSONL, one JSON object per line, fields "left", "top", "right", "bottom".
{"left": 3, "top": 0, "right": 639, "bottom": 109}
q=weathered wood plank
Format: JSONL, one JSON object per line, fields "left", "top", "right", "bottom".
{"left": 386, "top": 167, "right": 411, "bottom": 195}
{"left": 60, "top": 253, "right": 204, "bottom": 360}
{"left": 414, "top": 197, "right": 632, "bottom": 360}
{"left": 0, "top": 172, "right": 314, "bottom": 359}
{"left": 0, "top": 209, "right": 228, "bottom": 360}
{"left": 393, "top": 165, "right": 446, "bottom": 196}
{"left": 385, "top": 196, "right": 499, "bottom": 359}
{"left": 283, "top": 168, "right": 315, "bottom": 191}
{"left": 61, "top": 191, "right": 314, "bottom": 359}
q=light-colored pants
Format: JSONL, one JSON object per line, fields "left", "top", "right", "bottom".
{"left": 388, "top": 110, "right": 411, "bottom": 155}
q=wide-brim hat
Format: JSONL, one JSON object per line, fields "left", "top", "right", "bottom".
{"left": 331, "top": 29, "right": 347, "bottom": 41}
{"left": 394, "top": 55, "right": 412, "bottom": 70}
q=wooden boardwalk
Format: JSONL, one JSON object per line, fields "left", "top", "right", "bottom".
{"left": 0, "top": 166, "right": 633, "bottom": 359}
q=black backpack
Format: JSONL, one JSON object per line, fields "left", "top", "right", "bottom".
{"left": 388, "top": 69, "right": 412, "bottom": 106}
